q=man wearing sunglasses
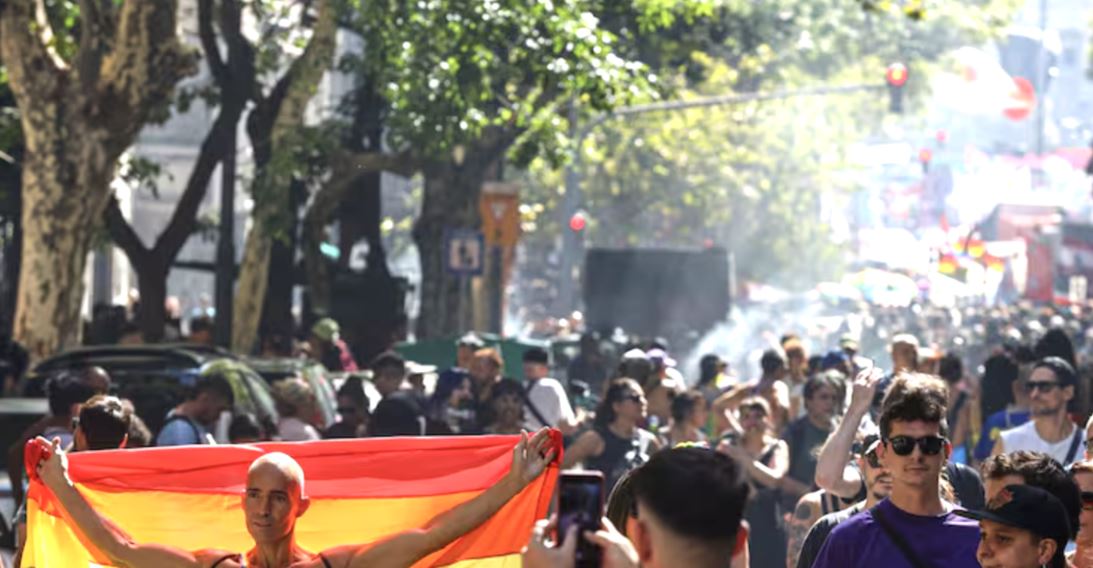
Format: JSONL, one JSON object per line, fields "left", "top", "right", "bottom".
{"left": 796, "top": 432, "right": 892, "bottom": 568}
{"left": 992, "top": 357, "right": 1085, "bottom": 467}
{"left": 812, "top": 374, "right": 980, "bottom": 568}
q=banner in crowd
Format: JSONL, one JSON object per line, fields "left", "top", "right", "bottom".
{"left": 22, "top": 434, "right": 559, "bottom": 567}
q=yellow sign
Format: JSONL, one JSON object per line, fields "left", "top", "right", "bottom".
{"left": 480, "top": 185, "right": 520, "bottom": 247}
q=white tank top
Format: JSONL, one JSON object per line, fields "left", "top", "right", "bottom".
{"left": 999, "top": 420, "right": 1086, "bottom": 466}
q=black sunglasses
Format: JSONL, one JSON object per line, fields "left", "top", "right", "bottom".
{"left": 1024, "top": 381, "right": 1061, "bottom": 394}
{"left": 886, "top": 435, "right": 946, "bottom": 456}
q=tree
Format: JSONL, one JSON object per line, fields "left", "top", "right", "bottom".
{"left": 232, "top": 0, "right": 338, "bottom": 353}
{"left": 336, "top": 0, "right": 673, "bottom": 339}
{"left": 0, "top": 67, "right": 23, "bottom": 328}
{"left": 516, "top": 0, "right": 1019, "bottom": 300}
{"left": 1, "top": 0, "right": 196, "bottom": 358}
{"left": 104, "top": 0, "right": 256, "bottom": 343}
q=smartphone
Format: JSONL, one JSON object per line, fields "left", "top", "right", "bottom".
{"left": 557, "top": 471, "right": 604, "bottom": 568}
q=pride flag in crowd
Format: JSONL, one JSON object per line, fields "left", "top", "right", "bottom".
{"left": 22, "top": 434, "right": 558, "bottom": 567}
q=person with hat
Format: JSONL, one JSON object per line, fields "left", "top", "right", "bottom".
{"left": 309, "top": 318, "right": 358, "bottom": 372}
{"left": 839, "top": 334, "right": 859, "bottom": 359}
{"left": 521, "top": 347, "right": 578, "bottom": 436}
{"left": 456, "top": 333, "right": 486, "bottom": 369}
{"left": 956, "top": 484, "right": 1071, "bottom": 568}
{"left": 992, "top": 356, "right": 1086, "bottom": 467}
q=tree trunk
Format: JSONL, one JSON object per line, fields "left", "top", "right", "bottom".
{"left": 261, "top": 179, "right": 303, "bottom": 337}
{"left": 413, "top": 160, "right": 489, "bottom": 339}
{"left": 233, "top": 221, "right": 272, "bottom": 353}
{"left": 232, "top": 0, "right": 336, "bottom": 353}
{"left": 15, "top": 160, "right": 109, "bottom": 357}
{"left": 105, "top": 0, "right": 255, "bottom": 347}
{"left": 134, "top": 260, "right": 169, "bottom": 342}
{"left": 2, "top": 0, "right": 194, "bottom": 359}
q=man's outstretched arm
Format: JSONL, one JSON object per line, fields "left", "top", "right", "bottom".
{"left": 35, "top": 437, "right": 209, "bottom": 568}
{"left": 328, "top": 428, "right": 557, "bottom": 568}
{"left": 814, "top": 367, "right": 880, "bottom": 498}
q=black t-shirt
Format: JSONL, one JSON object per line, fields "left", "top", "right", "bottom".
{"left": 796, "top": 503, "right": 864, "bottom": 568}
{"left": 784, "top": 417, "right": 831, "bottom": 488}
{"left": 0, "top": 338, "right": 29, "bottom": 382}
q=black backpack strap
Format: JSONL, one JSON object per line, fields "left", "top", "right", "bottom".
{"left": 872, "top": 505, "right": 932, "bottom": 568}
{"left": 1065, "top": 426, "right": 1083, "bottom": 465}
{"left": 523, "top": 381, "right": 552, "bottom": 429}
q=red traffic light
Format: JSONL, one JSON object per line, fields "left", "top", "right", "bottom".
{"left": 918, "top": 148, "right": 933, "bottom": 163}
{"left": 886, "top": 63, "right": 909, "bottom": 88}
{"left": 569, "top": 212, "right": 587, "bottom": 232}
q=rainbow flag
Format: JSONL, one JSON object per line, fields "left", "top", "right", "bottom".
{"left": 22, "top": 434, "right": 559, "bottom": 567}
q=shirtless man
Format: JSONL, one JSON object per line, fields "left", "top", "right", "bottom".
{"left": 34, "top": 428, "right": 556, "bottom": 568}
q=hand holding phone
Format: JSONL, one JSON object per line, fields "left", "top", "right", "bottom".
{"left": 558, "top": 471, "right": 605, "bottom": 568}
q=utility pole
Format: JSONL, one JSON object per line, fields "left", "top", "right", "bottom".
{"left": 214, "top": 128, "right": 236, "bottom": 348}
{"left": 556, "top": 104, "right": 581, "bottom": 317}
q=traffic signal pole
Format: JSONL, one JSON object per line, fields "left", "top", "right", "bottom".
{"left": 556, "top": 81, "right": 891, "bottom": 315}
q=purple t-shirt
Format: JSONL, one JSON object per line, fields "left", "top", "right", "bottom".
{"left": 810, "top": 498, "right": 979, "bottom": 568}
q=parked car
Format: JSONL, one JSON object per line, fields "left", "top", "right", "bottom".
{"left": 243, "top": 357, "right": 337, "bottom": 430}
{"left": 21, "top": 346, "right": 279, "bottom": 441}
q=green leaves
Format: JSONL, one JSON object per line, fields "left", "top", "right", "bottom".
{"left": 341, "top": 0, "right": 658, "bottom": 164}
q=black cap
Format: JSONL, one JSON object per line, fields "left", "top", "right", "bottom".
{"left": 954, "top": 484, "right": 1071, "bottom": 548}
{"left": 522, "top": 347, "right": 550, "bottom": 364}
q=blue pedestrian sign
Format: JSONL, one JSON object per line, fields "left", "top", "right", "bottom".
{"left": 445, "top": 230, "right": 485, "bottom": 276}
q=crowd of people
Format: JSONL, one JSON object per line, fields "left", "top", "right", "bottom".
{"left": 10, "top": 299, "right": 1093, "bottom": 567}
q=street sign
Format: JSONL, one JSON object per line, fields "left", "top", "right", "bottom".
{"left": 445, "top": 230, "right": 485, "bottom": 276}
{"left": 480, "top": 182, "right": 520, "bottom": 247}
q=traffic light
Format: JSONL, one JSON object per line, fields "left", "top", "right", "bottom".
{"left": 568, "top": 212, "right": 587, "bottom": 233}
{"left": 886, "top": 63, "right": 908, "bottom": 113}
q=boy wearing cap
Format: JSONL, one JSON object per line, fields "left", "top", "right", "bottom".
{"left": 957, "top": 484, "right": 1070, "bottom": 568}
{"left": 309, "top": 318, "right": 358, "bottom": 372}
{"left": 992, "top": 356, "right": 1085, "bottom": 467}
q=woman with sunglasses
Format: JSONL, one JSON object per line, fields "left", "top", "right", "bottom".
{"left": 562, "top": 378, "right": 662, "bottom": 495}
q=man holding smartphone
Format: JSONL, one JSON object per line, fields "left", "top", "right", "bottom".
{"left": 523, "top": 447, "right": 750, "bottom": 568}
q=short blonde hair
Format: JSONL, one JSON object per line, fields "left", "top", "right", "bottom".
{"left": 272, "top": 378, "right": 315, "bottom": 418}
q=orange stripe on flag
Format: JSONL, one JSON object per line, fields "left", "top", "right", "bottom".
{"left": 23, "top": 434, "right": 559, "bottom": 567}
